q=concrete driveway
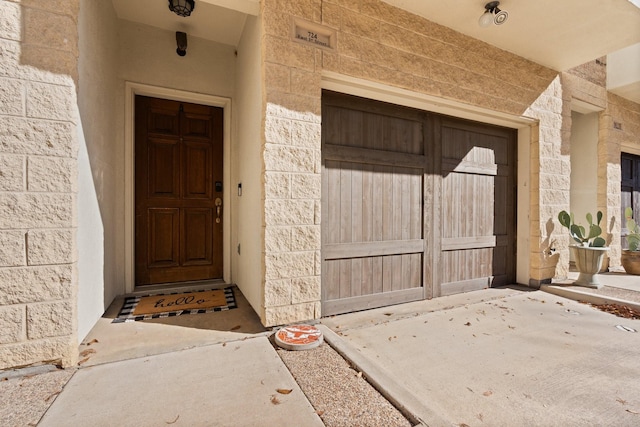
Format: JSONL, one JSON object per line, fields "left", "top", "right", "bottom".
{"left": 320, "top": 287, "right": 640, "bottom": 427}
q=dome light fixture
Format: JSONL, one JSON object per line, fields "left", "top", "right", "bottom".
{"left": 168, "top": 0, "right": 195, "bottom": 17}
{"left": 478, "top": 1, "right": 509, "bottom": 27}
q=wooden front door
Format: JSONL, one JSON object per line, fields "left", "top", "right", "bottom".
{"left": 621, "top": 153, "right": 640, "bottom": 248}
{"left": 321, "top": 91, "right": 516, "bottom": 316}
{"left": 135, "top": 96, "right": 224, "bottom": 286}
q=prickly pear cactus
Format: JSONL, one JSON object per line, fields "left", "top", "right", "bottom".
{"left": 558, "top": 210, "right": 605, "bottom": 247}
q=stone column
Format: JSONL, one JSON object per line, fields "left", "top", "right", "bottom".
{"left": 261, "top": 0, "right": 323, "bottom": 326}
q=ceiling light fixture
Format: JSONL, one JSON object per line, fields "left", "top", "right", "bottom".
{"left": 478, "top": 1, "right": 508, "bottom": 27}
{"left": 168, "top": 0, "right": 195, "bottom": 17}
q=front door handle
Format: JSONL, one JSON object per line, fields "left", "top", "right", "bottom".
{"left": 215, "top": 198, "right": 222, "bottom": 223}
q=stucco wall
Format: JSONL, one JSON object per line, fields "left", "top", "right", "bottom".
{"left": 118, "top": 21, "right": 235, "bottom": 99}
{"left": 232, "top": 15, "right": 264, "bottom": 317}
{"left": 0, "top": 0, "right": 79, "bottom": 369}
{"left": 76, "top": 0, "right": 120, "bottom": 343}
{"left": 570, "top": 111, "right": 599, "bottom": 237}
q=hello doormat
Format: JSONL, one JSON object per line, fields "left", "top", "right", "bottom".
{"left": 113, "top": 288, "right": 237, "bottom": 323}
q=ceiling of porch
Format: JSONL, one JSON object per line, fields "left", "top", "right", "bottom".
{"left": 111, "top": 0, "right": 640, "bottom": 103}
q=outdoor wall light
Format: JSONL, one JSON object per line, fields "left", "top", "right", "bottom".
{"left": 478, "top": 1, "right": 508, "bottom": 27}
{"left": 176, "top": 31, "right": 188, "bottom": 56}
{"left": 168, "top": 0, "right": 195, "bottom": 17}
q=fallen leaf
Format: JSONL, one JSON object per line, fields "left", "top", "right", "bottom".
{"left": 166, "top": 415, "right": 180, "bottom": 424}
{"left": 230, "top": 325, "right": 242, "bottom": 331}
{"left": 271, "top": 395, "right": 281, "bottom": 405}
{"left": 77, "top": 357, "right": 90, "bottom": 366}
{"left": 276, "top": 388, "right": 292, "bottom": 395}
{"left": 483, "top": 391, "right": 493, "bottom": 397}
{"left": 316, "top": 410, "right": 325, "bottom": 416}
{"left": 79, "top": 348, "right": 96, "bottom": 358}
{"left": 44, "top": 391, "right": 60, "bottom": 402}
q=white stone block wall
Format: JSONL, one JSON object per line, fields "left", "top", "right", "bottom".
{"left": 0, "top": 0, "right": 79, "bottom": 369}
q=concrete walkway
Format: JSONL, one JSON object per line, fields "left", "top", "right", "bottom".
{"left": 38, "top": 336, "right": 323, "bottom": 427}
{"left": 320, "top": 287, "right": 640, "bottom": 426}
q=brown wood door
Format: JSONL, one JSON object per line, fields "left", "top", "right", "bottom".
{"left": 321, "top": 92, "right": 432, "bottom": 316}
{"left": 135, "top": 96, "right": 223, "bottom": 286}
{"left": 621, "top": 153, "right": 640, "bottom": 249}
{"left": 321, "top": 91, "right": 516, "bottom": 315}
{"left": 436, "top": 117, "right": 516, "bottom": 296}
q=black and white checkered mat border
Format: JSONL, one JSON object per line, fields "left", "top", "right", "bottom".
{"left": 113, "top": 287, "right": 237, "bottom": 323}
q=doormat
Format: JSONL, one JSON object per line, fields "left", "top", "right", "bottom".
{"left": 113, "top": 287, "right": 236, "bottom": 323}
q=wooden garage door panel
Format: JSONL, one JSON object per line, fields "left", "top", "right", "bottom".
{"left": 324, "top": 106, "right": 424, "bottom": 155}
{"left": 325, "top": 253, "right": 422, "bottom": 300}
{"left": 322, "top": 92, "right": 428, "bottom": 316}
{"left": 442, "top": 172, "right": 494, "bottom": 239}
{"left": 325, "top": 162, "right": 423, "bottom": 245}
{"left": 438, "top": 118, "right": 515, "bottom": 293}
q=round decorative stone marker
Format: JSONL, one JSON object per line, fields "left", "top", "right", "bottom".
{"left": 274, "top": 324, "right": 323, "bottom": 351}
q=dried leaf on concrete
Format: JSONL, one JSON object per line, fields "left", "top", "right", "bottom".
{"left": 590, "top": 303, "right": 640, "bottom": 320}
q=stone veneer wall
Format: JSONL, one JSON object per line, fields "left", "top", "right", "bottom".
{"left": 0, "top": 0, "right": 79, "bottom": 369}
{"left": 260, "top": 0, "right": 562, "bottom": 325}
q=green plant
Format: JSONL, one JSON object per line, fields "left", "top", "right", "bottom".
{"left": 625, "top": 207, "right": 640, "bottom": 251}
{"left": 558, "top": 210, "right": 606, "bottom": 247}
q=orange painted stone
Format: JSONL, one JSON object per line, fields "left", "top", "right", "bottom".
{"left": 274, "top": 324, "right": 323, "bottom": 350}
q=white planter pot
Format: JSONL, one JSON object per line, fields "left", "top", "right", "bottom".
{"left": 569, "top": 245, "right": 609, "bottom": 289}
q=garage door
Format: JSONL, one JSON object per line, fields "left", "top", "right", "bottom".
{"left": 321, "top": 91, "right": 516, "bottom": 316}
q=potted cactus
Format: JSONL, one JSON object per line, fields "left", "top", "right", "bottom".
{"left": 621, "top": 207, "right": 640, "bottom": 275}
{"left": 558, "top": 210, "right": 609, "bottom": 288}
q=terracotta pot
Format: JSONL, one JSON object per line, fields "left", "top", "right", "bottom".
{"left": 569, "top": 245, "right": 609, "bottom": 288}
{"left": 621, "top": 250, "right": 640, "bottom": 275}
